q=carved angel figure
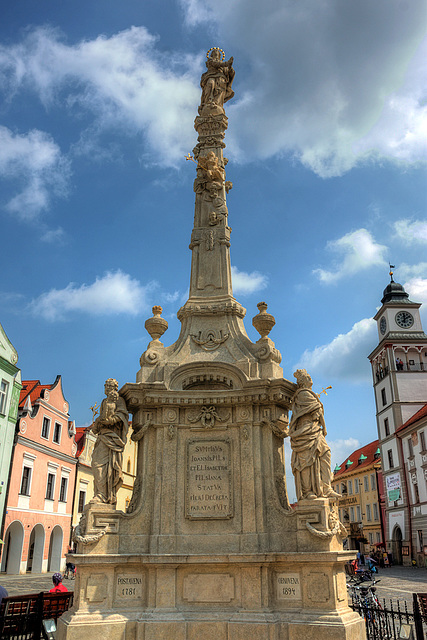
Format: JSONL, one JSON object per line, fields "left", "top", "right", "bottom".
{"left": 199, "top": 48, "right": 235, "bottom": 113}
{"left": 90, "top": 378, "right": 128, "bottom": 505}
{"left": 288, "top": 370, "right": 340, "bottom": 501}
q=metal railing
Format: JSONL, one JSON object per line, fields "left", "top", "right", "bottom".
{"left": 349, "top": 594, "right": 427, "bottom": 640}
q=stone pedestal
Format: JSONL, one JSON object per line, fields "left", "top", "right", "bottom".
{"left": 59, "top": 551, "right": 363, "bottom": 640}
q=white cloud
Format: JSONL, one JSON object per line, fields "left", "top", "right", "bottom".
{"left": 0, "top": 126, "right": 69, "bottom": 219}
{"left": 231, "top": 265, "right": 268, "bottom": 294}
{"left": 398, "top": 262, "right": 427, "bottom": 280}
{"left": 181, "top": 0, "right": 427, "bottom": 176}
{"left": 296, "top": 318, "right": 377, "bottom": 382}
{"left": 394, "top": 219, "right": 427, "bottom": 244}
{"left": 40, "top": 227, "right": 66, "bottom": 243}
{"left": 329, "top": 438, "right": 361, "bottom": 470}
{"left": 30, "top": 270, "right": 155, "bottom": 321}
{"left": 313, "top": 229, "right": 388, "bottom": 284}
{"left": 0, "top": 26, "right": 200, "bottom": 167}
{"left": 404, "top": 277, "right": 427, "bottom": 306}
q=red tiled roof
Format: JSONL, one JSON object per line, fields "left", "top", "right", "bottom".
{"left": 75, "top": 427, "right": 89, "bottom": 457}
{"left": 334, "top": 439, "right": 380, "bottom": 478}
{"left": 396, "top": 403, "right": 427, "bottom": 435}
{"left": 19, "top": 379, "right": 57, "bottom": 408}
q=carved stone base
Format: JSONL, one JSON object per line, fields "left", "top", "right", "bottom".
{"left": 58, "top": 552, "right": 365, "bottom": 640}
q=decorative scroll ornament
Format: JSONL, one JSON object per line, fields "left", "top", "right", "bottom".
{"left": 73, "top": 514, "right": 106, "bottom": 546}
{"left": 191, "top": 329, "right": 229, "bottom": 351}
{"left": 126, "top": 475, "right": 142, "bottom": 514}
{"left": 306, "top": 504, "right": 347, "bottom": 539}
{"left": 262, "top": 419, "right": 289, "bottom": 439}
{"left": 131, "top": 418, "right": 152, "bottom": 442}
{"left": 276, "top": 476, "right": 291, "bottom": 511}
{"left": 188, "top": 405, "right": 230, "bottom": 428}
{"left": 141, "top": 350, "right": 161, "bottom": 366}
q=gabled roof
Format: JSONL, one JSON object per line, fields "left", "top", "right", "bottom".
{"left": 19, "top": 379, "right": 54, "bottom": 408}
{"left": 334, "top": 439, "right": 380, "bottom": 478}
{"left": 396, "top": 403, "right": 427, "bottom": 435}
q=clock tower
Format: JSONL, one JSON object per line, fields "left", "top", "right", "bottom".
{"left": 368, "top": 271, "right": 427, "bottom": 563}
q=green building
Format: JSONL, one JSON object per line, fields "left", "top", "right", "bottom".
{"left": 0, "top": 322, "right": 22, "bottom": 539}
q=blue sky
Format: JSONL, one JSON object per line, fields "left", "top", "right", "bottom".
{"left": 1, "top": 1, "right": 426, "bottom": 498}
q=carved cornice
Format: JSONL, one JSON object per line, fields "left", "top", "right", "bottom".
{"left": 177, "top": 299, "right": 246, "bottom": 320}
{"left": 125, "top": 392, "right": 292, "bottom": 411}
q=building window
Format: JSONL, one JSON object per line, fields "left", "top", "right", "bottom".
{"left": 350, "top": 507, "right": 355, "bottom": 522}
{"left": 354, "top": 480, "right": 359, "bottom": 494}
{"left": 366, "top": 504, "right": 372, "bottom": 521}
{"left": 364, "top": 475, "right": 369, "bottom": 492}
{"left": 356, "top": 505, "right": 361, "bottom": 522}
{"left": 20, "top": 466, "right": 32, "bottom": 496}
{"left": 78, "top": 490, "right": 86, "bottom": 513}
{"left": 369, "top": 532, "right": 374, "bottom": 545}
{"left": 376, "top": 532, "right": 381, "bottom": 543}
{"left": 53, "top": 422, "right": 62, "bottom": 444}
{"left": 371, "top": 474, "right": 376, "bottom": 491}
{"left": 45, "top": 473, "right": 55, "bottom": 500}
{"left": 373, "top": 503, "right": 379, "bottom": 520}
{"left": 59, "top": 477, "right": 68, "bottom": 502}
{"left": 348, "top": 480, "right": 353, "bottom": 495}
{"left": 381, "top": 389, "right": 387, "bottom": 406}
{"left": 384, "top": 418, "right": 390, "bottom": 437}
{"left": 408, "top": 437, "right": 414, "bottom": 457}
{"left": 0, "top": 379, "right": 9, "bottom": 414}
{"left": 420, "top": 431, "right": 426, "bottom": 452}
{"left": 41, "top": 416, "right": 51, "bottom": 439}
{"left": 387, "top": 449, "right": 394, "bottom": 469}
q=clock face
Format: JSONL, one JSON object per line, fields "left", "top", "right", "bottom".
{"left": 395, "top": 311, "right": 414, "bottom": 329}
{"left": 380, "top": 317, "right": 387, "bottom": 335}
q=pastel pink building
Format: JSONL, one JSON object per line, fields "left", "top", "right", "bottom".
{"left": 0, "top": 375, "right": 77, "bottom": 574}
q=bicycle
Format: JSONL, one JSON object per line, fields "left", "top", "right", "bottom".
{"left": 347, "top": 579, "right": 392, "bottom": 640}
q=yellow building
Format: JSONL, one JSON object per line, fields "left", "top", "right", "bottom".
{"left": 333, "top": 439, "right": 385, "bottom": 554}
{"left": 72, "top": 426, "right": 137, "bottom": 532}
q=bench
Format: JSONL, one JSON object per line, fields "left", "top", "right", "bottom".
{"left": 0, "top": 591, "right": 73, "bottom": 639}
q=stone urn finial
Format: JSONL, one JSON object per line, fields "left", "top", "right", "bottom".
{"left": 145, "top": 306, "right": 168, "bottom": 343}
{"left": 252, "top": 302, "right": 276, "bottom": 339}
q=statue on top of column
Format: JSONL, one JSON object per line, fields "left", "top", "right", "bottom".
{"left": 286, "top": 369, "right": 340, "bottom": 501}
{"left": 199, "top": 47, "right": 235, "bottom": 115}
{"left": 89, "top": 378, "right": 129, "bottom": 505}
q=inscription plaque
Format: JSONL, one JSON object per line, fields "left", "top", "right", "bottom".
{"left": 186, "top": 439, "right": 233, "bottom": 519}
{"left": 276, "top": 573, "right": 301, "bottom": 600}
{"left": 115, "top": 574, "right": 143, "bottom": 601}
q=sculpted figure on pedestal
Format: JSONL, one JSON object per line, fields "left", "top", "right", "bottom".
{"left": 287, "top": 369, "right": 340, "bottom": 501}
{"left": 90, "top": 378, "right": 129, "bottom": 505}
{"left": 199, "top": 47, "right": 235, "bottom": 114}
